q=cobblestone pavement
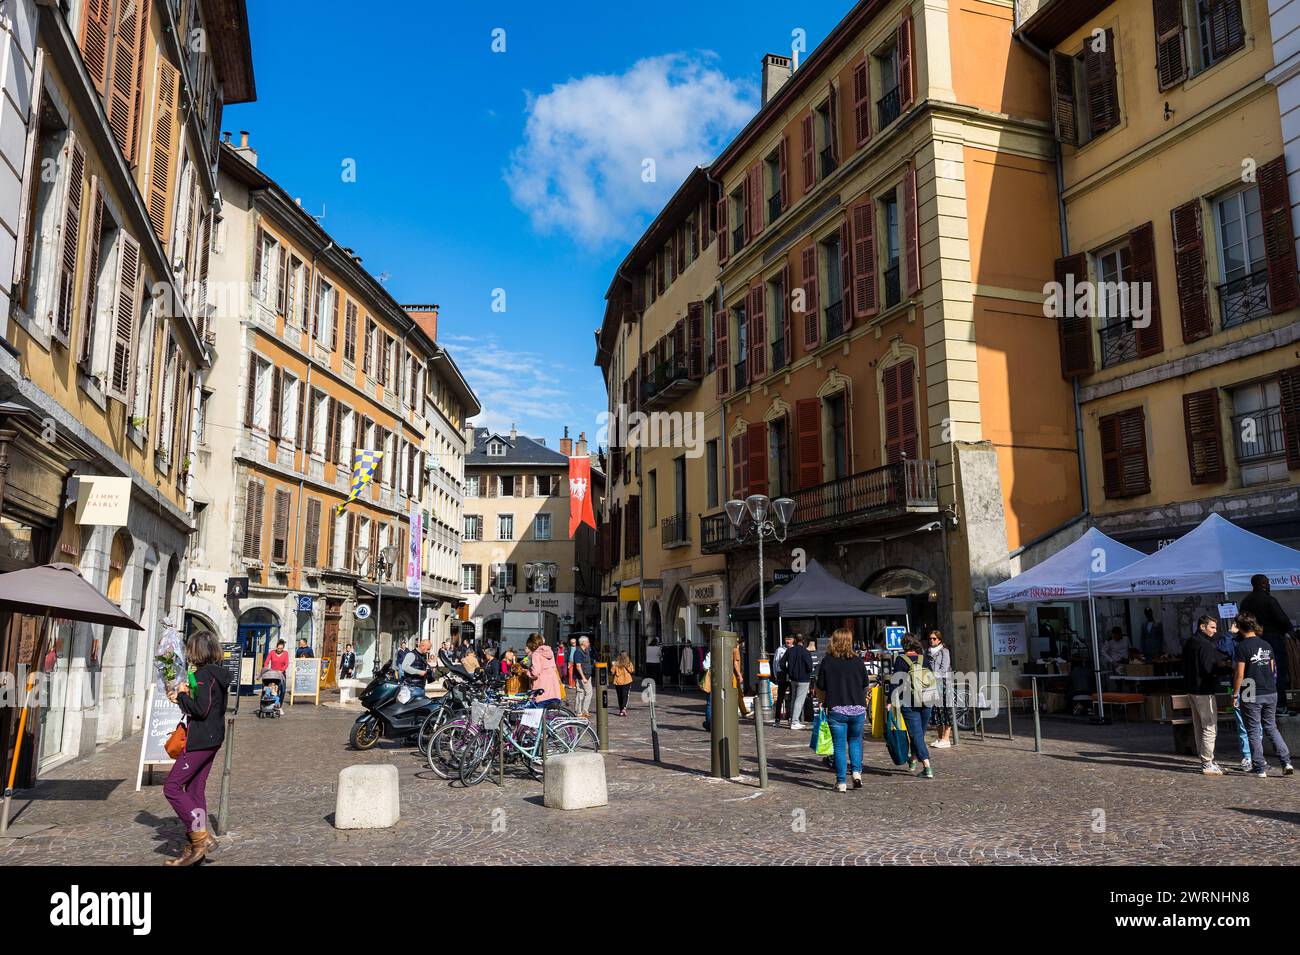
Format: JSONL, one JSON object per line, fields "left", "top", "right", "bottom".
{"left": 2, "top": 688, "right": 1298, "bottom": 865}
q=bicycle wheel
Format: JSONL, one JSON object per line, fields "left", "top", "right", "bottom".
{"left": 417, "top": 703, "right": 448, "bottom": 756}
{"left": 459, "top": 730, "right": 499, "bottom": 787}
{"left": 526, "top": 719, "right": 598, "bottom": 778}
{"left": 428, "top": 720, "right": 477, "bottom": 779}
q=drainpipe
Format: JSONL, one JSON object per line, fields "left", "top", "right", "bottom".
{"left": 616, "top": 265, "right": 647, "bottom": 659}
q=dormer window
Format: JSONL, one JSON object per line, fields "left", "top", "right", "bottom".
{"left": 487, "top": 440, "right": 506, "bottom": 457}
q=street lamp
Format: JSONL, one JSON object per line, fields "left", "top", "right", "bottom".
{"left": 725, "top": 493, "right": 795, "bottom": 790}
{"left": 488, "top": 562, "right": 516, "bottom": 605}
{"left": 524, "top": 561, "right": 557, "bottom": 593}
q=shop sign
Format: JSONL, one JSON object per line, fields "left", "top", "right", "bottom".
{"left": 690, "top": 582, "right": 719, "bottom": 603}
{"left": 75, "top": 476, "right": 132, "bottom": 527}
{"left": 296, "top": 594, "right": 314, "bottom": 613}
{"left": 1217, "top": 602, "right": 1238, "bottom": 619}
{"left": 773, "top": 569, "right": 794, "bottom": 585}
{"left": 354, "top": 603, "right": 372, "bottom": 620}
{"left": 992, "top": 621, "right": 1026, "bottom": 656}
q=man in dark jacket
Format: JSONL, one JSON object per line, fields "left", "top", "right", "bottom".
{"left": 781, "top": 635, "right": 814, "bottom": 729}
{"left": 1183, "top": 615, "right": 1225, "bottom": 775}
{"left": 1239, "top": 575, "right": 1295, "bottom": 716}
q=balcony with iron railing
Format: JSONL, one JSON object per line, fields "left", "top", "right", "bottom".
{"left": 820, "top": 145, "right": 837, "bottom": 179}
{"left": 884, "top": 262, "right": 901, "bottom": 309}
{"left": 700, "top": 459, "right": 939, "bottom": 553}
{"left": 641, "top": 354, "right": 694, "bottom": 410}
{"left": 1218, "top": 269, "right": 1270, "bottom": 330}
{"left": 733, "top": 358, "right": 748, "bottom": 391}
{"left": 1232, "top": 406, "right": 1285, "bottom": 463}
{"left": 661, "top": 513, "right": 691, "bottom": 549}
{"left": 877, "top": 85, "right": 901, "bottom": 129}
{"left": 771, "top": 335, "right": 786, "bottom": 372}
{"left": 825, "top": 300, "right": 845, "bottom": 341}
{"left": 1099, "top": 317, "right": 1138, "bottom": 369}
{"left": 768, "top": 191, "right": 782, "bottom": 225}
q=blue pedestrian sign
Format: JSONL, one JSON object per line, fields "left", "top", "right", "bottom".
{"left": 297, "top": 594, "right": 314, "bottom": 613}
{"left": 885, "top": 626, "right": 905, "bottom": 652}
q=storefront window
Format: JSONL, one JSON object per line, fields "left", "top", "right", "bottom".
{"left": 38, "top": 622, "right": 75, "bottom": 765}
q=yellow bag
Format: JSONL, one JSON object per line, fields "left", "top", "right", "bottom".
{"left": 559, "top": 682, "right": 567, "bottom": 702}
{"left": 870, "top": 684, "right": 887, "bottom": 739}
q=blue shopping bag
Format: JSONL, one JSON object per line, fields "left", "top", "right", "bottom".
{"left": 808, "top": 708, "right": 824, "bottom": 753}
{"left": 884, "top": 706, "right": 910, "bottom": 766}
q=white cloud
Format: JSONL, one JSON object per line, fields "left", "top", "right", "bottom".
{"left": 450, "top": 337, "right": 584, "bottom": 440}
{"left": 505, "top": 53, "right": 755, "bottom": 248}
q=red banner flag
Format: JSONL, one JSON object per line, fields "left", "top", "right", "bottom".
{"left": 569, "top": 456, "right": 595, "bottom": 537}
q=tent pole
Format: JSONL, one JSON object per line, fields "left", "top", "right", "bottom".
{"left": 1, "top": 612, "right": 51, "bottom": 837}
{"left": 1088, "top": 593, "right": 1106, "bottom": 723}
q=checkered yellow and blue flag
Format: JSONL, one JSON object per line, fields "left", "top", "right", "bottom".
{"left": 337, "top": 450, "right": 383, "bottom": 515}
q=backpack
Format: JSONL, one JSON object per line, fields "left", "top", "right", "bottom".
{"left": 904, "top": 653, "right": 939, "bottom": 706}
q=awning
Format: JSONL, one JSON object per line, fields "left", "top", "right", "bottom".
{"left": 988, "top": 527, "right": 1146, "bottom": 603}
{"left": 732, "top": 560, "right": 907, "bottom": 619}
{"left": 356, "top": 582, "right": 437, "bottom": 602}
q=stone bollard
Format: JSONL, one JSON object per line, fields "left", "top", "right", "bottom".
{"left": 542, "top": 752, "right": 608, "bottom": 811}
{"left": 338, "top": 679, "right": 366, "bottom": 706}
{"left": 334, "top": 764, "right": 400, "bottom": 829}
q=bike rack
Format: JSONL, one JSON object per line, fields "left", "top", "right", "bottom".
{"left": 974, "top": 683, "right": 1013, "bottom": 741}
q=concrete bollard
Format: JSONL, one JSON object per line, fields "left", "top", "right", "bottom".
{"left": 334, "top": 764, "right": 400, "bottom": 829}
{"left": 542, "top": 752, "right": 608, "bottom": 810}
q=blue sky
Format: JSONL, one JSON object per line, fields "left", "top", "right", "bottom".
{"left": 225, "top": 1, "right": 847, "bottom": 445}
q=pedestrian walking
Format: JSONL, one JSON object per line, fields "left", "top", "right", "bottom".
{"left": 611, "top": 652, "right": 634, "bottom": 715}
{"left": 1239, "top": 575, "right": 1296, "bottom": 716}
{"left": 571, "top": 635, "right": 595, "bottom": 717}
{"left": 1184, "top": 615, "right": 1226, "bottom": 776}
{"left": 1216, "top": 619, "right": 1254, "bottom": 771}
{"left": 1232, "top": 612, "right": 1294, "bottom": 778}
{"left": 772, "top": 634, "right": 793, "bottom": 726}
{"left": 525, "top": 633, "right": 562, "bottom": 707}
{"left": 733, "top": 639, "right": 751, "bottom": 720}
{"left": 782, "top": 634, "right": 814, "bottom": 729}
{"left": 263, "top": 639, "right": 289, "bottom": 688}
{"left": 815, "top": 628, "right": 870, "bottom": 792}
{"left": 162, "top": 628, "right": 228, "bottom": 866}
{"left": 926, "top": 630, "right": 954, "bottom": 748}
{"left": 889, "top": 634, "right": 938, "bottom": 778}
{"left": 339, "top": 643, "right": 356, "bottom": 680}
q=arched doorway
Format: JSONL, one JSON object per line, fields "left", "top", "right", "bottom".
{"left": 864, "top": 566, "right": 937, "bottom": 635}
{"left": 238, "top": 607, "right": 281, "bottom": 695}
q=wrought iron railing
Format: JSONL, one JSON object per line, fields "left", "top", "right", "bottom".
{"left": 768, "top": 192, "right": 782, "bottom": 224}
{"left": 1232, "top": 406, "right": 1285, "bottom": 463}
{"left": 826, "top": 301, "right": 845, "bottom": 341}
{"left": 884, "top": 262, "right": 901, "bottom": 308}
{"left": 1099, "top": 317, "right": 1138, "bottom": 369}
{"left": 641, "top": 355, "right": 690, "bottom": 404}
{"left": 732, "top": 226, "right": 746, "bottom": 255}
{"left": 661, "top": 513, "right": 691, "bottom": 548}
{"left": 877, "top": 86, "right": 902, "bottom": 129}
{"left": 820, "top": 145, "right": 837, "bottom": 179}
{"left": 699, "top": 512, "right": 731, "bottom": 551}
{"left": 734, "top": 359, "right": 748, "bottom": 390}
{"left": 771, "top": 335, "right": 786, "bottom": 371}
{"left": 1218, "top": 269, "right": 1270, "bottom": 330}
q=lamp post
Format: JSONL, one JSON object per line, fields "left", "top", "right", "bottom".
{"left": 357, "top": 545, "right": 400, "bottom": 665}
{"left": 724, "top": 493, "right": 795, "bottom": 789}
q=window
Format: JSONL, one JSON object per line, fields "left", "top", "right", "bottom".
{"left": 883, "top": 359, "right": 918, "bottom": 463}
{"left": 1215, "top": 186, "right": 1269, "bottom": 329}
{"left": 769, "top": 416, "right": 791, "bottom": 496}
{"left": 817, "top": 99, "right": 837, "bottom": 178}
{"left": 769, "top": 273, "right": 787, "bottom": 370}
{"left": 534, "top": 513, "right": 552, "bottom": 540}
{"left": 823, "top": 232, "right": 845, "bottom": 341}
{"left": 463, "top": 515, "right": 482, "bottom": 540}
{"left": 197, "top": 389, "right": 211, "bottom": 446}
{"left": 1099, "top": 407, "right": 1151, "bottom": 498}
{"left": 487, "top": 440, "right": 506, "bottom": 457}
{"left": 492, "top": 563, "right": 517, "bottom": 589}
{"left": 765, "top": 148, "right": 783, "bottom": 225}
{"left": 309, "top": 390, "right": 327, "bottom": 457}
{"left": 245, "top": 356, "right": 272, "bottom": 432}
{"left": 461, "top": 564, "right": 481, "bottom": 592}
{"left": 732, "top": 300, "right": 747, "bottom": 389}
{"left": 255, "top": 230, "right": 278, "bottom": 302}
{"left": 730, "top": 186, "right": 746, "bottom": 255}
{"left": 363, "top": 317, "right": 376, "bottom": 374}
{"left": 827, "top": 392, "right": 849, "bottom": 480}
{"left": 882, "top": 190, "right": 901, "bottom": 309}
{"left": 242, "top": 478, "right": 264, "bottom": 560}
{"left": 271, "top": 489, "right": 291, "bottom": 563}
{"left": 1050, "top": 31, "right": 1120, "bottom": 147}
{"left": 1096, "top": 242, "right": 1135, "bottom": 367}
{"left": 1230, "top": 380, "right": 1287, "bottom": 485}
{"left": 876, "top": 46, "right": 901, "bottom": 129}
{"left": 497, "top": 514, "right": 514, "bottom": 541}
{"left": 1191, "top": 0, "right": 1245, "bottom": 73}
{"left": 706, "top": 439, "right": 719, "bottom": 509}
{"left": 647, "top": 469, "right": 657, "bottom": 524}
{"left": 499, "top": 474, "right": 515, "bottom": 496}
{"left": 466, "top": 475, "right": 480, "bottom": 497}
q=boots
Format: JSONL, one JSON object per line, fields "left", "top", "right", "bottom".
{"left": 164, "top": 830, "right": 215, "bottom": 866}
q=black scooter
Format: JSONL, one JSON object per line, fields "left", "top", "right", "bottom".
{"left": 348, "top": 658, "right": 441, "bottom": 750}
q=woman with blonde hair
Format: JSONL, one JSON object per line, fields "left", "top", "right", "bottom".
{"left": 814, "top": 628, "right": 870, "bottom": 792}
{"left": 611, "top": 652, "right": 635, "bottom": 716}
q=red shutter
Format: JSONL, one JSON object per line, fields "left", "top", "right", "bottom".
{"left": 778, "top": 135, "right": 789, "bottom": 212}
{"left": 748, "top": 161, "right": 763, "bottom": 240}
{"left": 749, "top": 284, "right": 767, "bottom": 379}
{"left": 1183, "top": 389, "right": 1225, "bottom": 484}
{"left": 106, "top": 0, "right": 144, "bottom": 160}
{"left": 795, "top": 398, "right": 822, "bottom": 490}
{"left": 730, "top": 434, "right": 748, "bottom": 499}
{"left": 781, "top": 259, "right": 793, "bottom": 363}
{"left": 827, "top": 80, "right": 839, "bottom": 167}
{"left": 903, "top": 161, "right": 921, "bottom": 297}
{"left": 1055, "top": 253, "right": 1094, "bottom": 377}
{"left": 714, "top": 309, "right": 730, "bottom": 396}
{"left": 717, "top": 193, "right": 729, "bottom": 265}
{"left": 79, "top": 0, "right": 111, "bottom": 95}
{"left": 1100, "top": 408, "right": 1150, "bottom": 498}
{"left": 801, "top": 245, "right": 820, "bottom": 349}
{"left": 839, "top": 220, "right": 854, "bottom": 327}
{"left": 1259, "top": 156, "right": 1300, "bottom": 313}
{"left": 851, "top": 198, "right": 876, "bottom": 320}
{"left": 853, "top": 56, "right": 871, "bottom": 147}
{"left": 1050, "top": 51, "right": 1079, "bottom": 146}
{"left": 801, "top": 112, "right": 816, "bottom": 194}
{"left": 1171, "top": 199, "right": 1212, "bottom": 342}
{"left": 1128, "top": 222, "right": 1164, "bottom": 357}
{"left": 884, "top": 359, "right": 918, "bottom": 462}
{"left": 747, "top": 421, "right": 768, "bottom": 498}
{"left": 1280, "top": 366, "right": 1300, "bottom": 470}
{"left": 1154, "top": 0, "right": 1188, "bottom": 90}
{"left": 687, "top": 301, "right": 705, "bottom": 380}
{"left": 897, "top": 12, "right": 915, "bottom": 111}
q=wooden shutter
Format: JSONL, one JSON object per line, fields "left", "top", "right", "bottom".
{"left": 749, "top": 161, "right": 763, "bottom": 239}
{"left": 1154, "top": 0, "right": 1188, "bottom": 90}
{"left": 827, "top": 80, "right": 840, "bottom": 167}
{"left": 1055, "top": 253, "right": 1094, "bottom": 377}
{"left": 368, "top": 520, "right": 379, "bottom": 568}
{"left": 903, "top": 161, "right": 921, "bottom": 297}
{"left": 853, "top": 56, "right": 871, "bottom": 147}
{"left": 781, "top": 259, "right": 793, "bottom": 362}
{"left": 1259, "top": 156, "right": 1300, "bottom": 314}
{"left": 801, "top": 245, "right": 820, "bottom": 349}
{"left": 147, "top": 58, "right": 179, "bottom": 242}
{"left": 1100, "top": 408, "right": 1150, "bottom": 498}
{"left": 687, "top": 301, "right": 705, "bottom": 380}
{"left": 1083, "top": 28, "right": 1120, "bottom": 135}
{"left": 625, "top": 495, "right": 640, "bottom": 558}
{"left": 13, "top": 52, "right": 45, "bottom": 307}
{"left": 884, "top": 359, "right": 918, "bottom": 462}
{"left": 747, "top": 421, "right": 768, "bottom": 497}
{"left": 343, "top": 302, "right": 356, "bottom": 361}
{"left": 778, "top": 135, "right": 789, "bottom": 212}
{"left": 197, "top": 211, "right": 211, "bottom": 323}
{"left": 107, "top": 232, "right": 141, "bottom": 402}
{"left": 77, "top": 182, "right": 104, "bottom": 368}
{"left": 79, "top": 0, "right": 112, "bottom": 95}
{"left": 796, "top": 397, "right": 822, "bottom": 490}
{"left": 1171, "top": 199, "right": 1212, "bottom": 342}
{"left": 309, "top": 273, "right": 320, "bottom": 338}
{"left": 656, "top": 250, "right": 665, "bottom": 295}
{"left": 272, "top": 489, "right": 291, "bottom": 563}
{"left": 327, "top": 509, "right": 338, "bottom": 570}
{"left": 1183, "top": 389, "right": 1225, "bottom": 484}
{"left": 330, "top": 287, "right": 341, "bottom": 349}
{"left": 306, "top": 391, "right": 318, "bottom": 453}
{"left": 677, "top": 223, "right": 687, "bottom": 274}
{"left": 244, "top": 359, "right": 257, "bottom": 429}
{"left": 269, "top": 368, "right": 282, "bottom": 440}
{"left": 1280, "top": 367, "right": 1300, "bottom": 470}
{"left": 749, "top": 284, "right": 767, "bottom": 379}
{"left": 362, "top": 317, "right": 373, "bottom": 374}
{"left": 730, "top": 434, "right": 747, "bottom": 499}
{"left": 716, "top": 193, "right": 729, "bottom": 265}
{"left": 346, "top": 512, "right": 358, "bottom": 567}
{"left": 897, "top": 12, "right": 915, "bottom": 111}
{"left": 106, "top": 0, "right": 144, "bottom": 161}
{"left": 1208, "top": 0, "right": 1245, "bottom": 60}
{"left": 714, "top": 309, "right": 729, "bottom": 396}
{"left": 253, "top": 227, "right": 265, "bottom": 300}
{"left": 839, "top": 220, "right": 854, "bottom": 327}
{"left": 852, "top": 203, "right": 877, "bottom": 322}
{"left": 296, "top": 384, "right": 307, "bottom": 447}
{"left": 1128, "top": 222, "right": 1164, "bottom": 357}
{"left": 275, "top": 246, "right": 288, "bottom": 314}
{"left": 1050, "top": 51, "right": 1078, "bottom": 146}
{"left": 331, "top": 399, "right": 344, "bottom": 462}
{"left": 801, "top": 112, "right": 816, "bottom": 194}
{"left": 303, "top": 498, "right": 322, "bottom": 567}
{"left": 55, "top": 134, "right": 86, "bottom": 345}
{"left": 242, "top": 479, "right": 264, "bottom": 560}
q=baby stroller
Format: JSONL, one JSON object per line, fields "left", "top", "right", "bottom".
{"left": 258, "top": 669, "right": 285, "bottom": 717}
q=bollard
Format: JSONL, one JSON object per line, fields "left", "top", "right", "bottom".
{"left": 213, "top": 715, "right": 236, "bottom": 835}
{"left": 594, "top": 662, "right": 609, "bottom": 752}
{"left": 641, "top": 678, "right": 661, "bottom": 763}
{"left": 1031, "top": 676, "right": 1042, "bottom": 753}
{"left": 710, "top": 630, "right": 739, "bottom": 779}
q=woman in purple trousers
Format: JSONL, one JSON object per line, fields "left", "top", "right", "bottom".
{"left": 163, "top": 629, "right": 228, "bottom": 866}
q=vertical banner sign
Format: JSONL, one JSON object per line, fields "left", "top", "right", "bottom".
{"left": 569, "top": 456, "right": 595, "bottom": 537}
{"left": 407, "top": 501, "right": 422, "bottom": 598}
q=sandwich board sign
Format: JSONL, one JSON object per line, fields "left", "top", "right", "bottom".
{"left": 135, "top": 684, "right": 183, "bottom": 791}
{"left": 290, "top": 658, "right": 323, "bottom": 705}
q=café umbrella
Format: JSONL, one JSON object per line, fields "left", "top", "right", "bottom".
{"left": 0, "top": 563, "right": 144, "bottom": 837}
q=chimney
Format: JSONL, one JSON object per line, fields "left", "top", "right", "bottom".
{"left": 510, "top": 423, "right": 517, "bottom": 441}
{"left": 403, "top": 304, "right": 440, "bottom": 341}
{"left": 464, "top": 425, "right": 477, "bottom": 451}
{"left": 234, "top": 129, "right": 258, "bottom": 167}
{"left": 576, "top": 431, "right": 588, "bottom": 456}
{"left": 761, "top": 54, "right": 793, "bottom": 106}
{"left": 559, "top": 426, "right": 573, "bottom": 457}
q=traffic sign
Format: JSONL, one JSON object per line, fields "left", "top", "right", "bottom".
{"left": 885, "top": 626, "right": 905, "bottom": 652}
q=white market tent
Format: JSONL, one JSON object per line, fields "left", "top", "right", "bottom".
{"left": 988, "top": 527, "right": 1148, "bottom": 718}
{"left": 1091, "top": 513, "right": 1300, "bottom": 597}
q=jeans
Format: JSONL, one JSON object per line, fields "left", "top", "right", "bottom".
{"left": 1241, "top": 693, "right": 1291, "bottom": 772}
{"left": 827, "top": 710, "right": 865, "bottom": 784}
{"left": 774, "top": 679, "right": 789, "bottom": 723}
{"left": 1187, "top": 694, "right": 1217, "bottom": 766}
{"left": 704, "top": 698, "right": 711, "bottom": 729}
{"left": 1234, "top": 705, "right": 1251, "bottom": 761}
{"left": 789, "top": 682, "right": 811, "bottom": 725}
{"left": 901, "top": 706, "right": 932, "bottom": 763}
{"left": 163, "top": 746, "right": 219, "bottom": 832}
